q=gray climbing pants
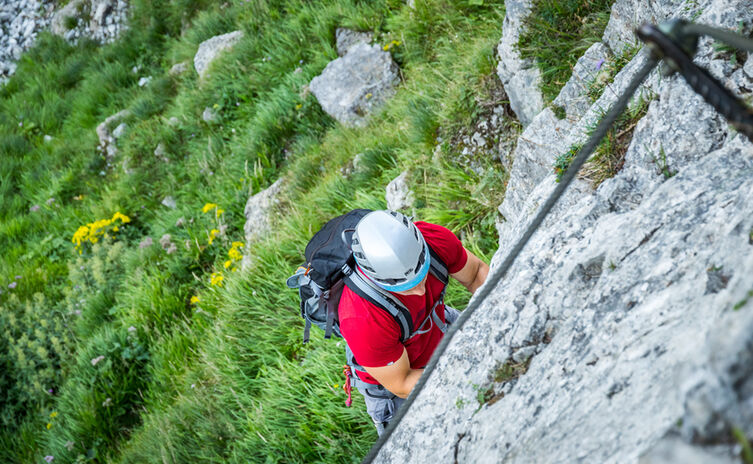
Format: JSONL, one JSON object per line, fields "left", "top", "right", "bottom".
{"left": 353, "top": 306, "right": 460, "bottom": 435}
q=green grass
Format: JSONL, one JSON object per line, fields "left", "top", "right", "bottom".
{"left": 518, "top": 0, "right": 614, "bottom": 103}
{"left": 0, "top": 0, "right": 512, "bottom": 462}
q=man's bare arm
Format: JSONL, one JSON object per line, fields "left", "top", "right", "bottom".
{"left": 362, "top": 348, "right": 422, "bottom": 399}
{"left": 450, "top": 249, "right": 489, "bottom": 294}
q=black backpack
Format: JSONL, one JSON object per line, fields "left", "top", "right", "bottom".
{"left": 285, "top": 209, "right": 450, "bottom": 344}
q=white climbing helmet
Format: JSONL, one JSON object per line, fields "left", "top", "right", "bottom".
{"left": 351, "top": 210, "right": 430, "bottom": 292}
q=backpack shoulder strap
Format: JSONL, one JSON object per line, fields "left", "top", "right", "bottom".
{"left": 426, "top": 244, "right": 449, "bottom": 285}
{"left": 342, "top": 266, "right": 414, "bottom": 342}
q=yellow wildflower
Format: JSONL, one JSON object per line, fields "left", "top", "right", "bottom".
{"left": 231, "top": 241, "right": 244, "bottom": 249}
{"left": 46, "top": 423, "right": 52, "bottom": 430}
{"left": 190, "top": 296, "right": 200, "bottom": 304}
{"left": 228, "top": 248, "right": 243, "bottom": 261}
{"left": 202, "top": 203, "right": 218, "bottom": 213}
{"left": 111, "top": 212, "right": 131, "bottom": 223}
{"left": 50, "top": 411, "right": 58, "bottom": 418}
{"left": 216, "top": 208, "right": 225, "bottom": 217}
{"left": 224, "top": 260, "right": 232, "bottom": 269}
{"left": 210, "top": 272, "right": 224, "bottom": 287}
{"left": 208, "top": 229, "right": 220, "bottom": 245}
{"left": 295, "top": 104, "right": 302, "bottom": 110}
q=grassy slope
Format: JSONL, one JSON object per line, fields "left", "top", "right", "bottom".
{"left": 0, "top": 1, "right": 510, "bottom": 463}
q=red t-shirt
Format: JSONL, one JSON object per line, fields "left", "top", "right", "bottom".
{"left": 339, "top": 221, "right": 467, "bottom": 384}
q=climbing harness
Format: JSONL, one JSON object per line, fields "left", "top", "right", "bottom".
{"left": 360, "top": 21, "right": 753, "bottom": 464}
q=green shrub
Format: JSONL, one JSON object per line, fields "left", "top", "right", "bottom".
{"left": 0, "top": 293, "right": 73, "bottom": 429}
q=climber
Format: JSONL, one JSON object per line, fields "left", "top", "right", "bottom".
{"left": 339, "top": 210, "right": 489, "bottom": 435}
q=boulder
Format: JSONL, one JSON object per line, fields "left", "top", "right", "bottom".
{"left": 193, "top": 30, "right": 244, "bottom": 79}
{"left": 202, "top": 107, "right": 218, "bottom": 123}
{"left": 242, "top": 178, "right": 284, "bottom": 270}
{"left": 385, "top": 171, "right": 414, "bottom": 212}
{"left": 309, "top": 43, "right": 399, "bottom": 127}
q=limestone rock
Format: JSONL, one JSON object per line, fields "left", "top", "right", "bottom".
{"left": 552, "top": 43, "right": 610, "bottom": 121}
{"left": 601, "top": 0, "right": 692, "bottom": 53}
{"left": 496, "top": 0, "right": 544, "bottom": 126}
{"left": 638, "top": 435, "right": 739, "bottom": 464}
{"left": 161, "top": 196, "right": 177, "bottom": 209}
{"left": 194, "top": 30, "right": 244, "bottom": 79}
{"left": 385, "top": 171, "right": 414, "bottom": 212}
{"left": 169, "top": 61, "right": 190, "bottom": 76}
{"left": 335, "top": 28, "right": 373, "bottom": 56}
{"left": 202, "top": 107, "right": 218, "bottom": 123}
{"left": 242, "top": 178, "right": 284, "bottom": 270}
{"left": 309, "top": 43, "right": 399, "bottom": 127}
{"left": 50, "top": 0, "right": 128, "bottom": 45}
{"left": 90, "top": 0, "right": 115, "bottom": 30}
{"left": 96, "top": 109, "right": 130, "bottom": 160}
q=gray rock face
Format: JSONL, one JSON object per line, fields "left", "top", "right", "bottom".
{"left": 385, "top": 171, "right": 414, "bottom": 212}
{"left": 496, "top": 0, "right": 544, "bottom": 126}
{"left": 194, "top": 30, "right": 244, "bottom": 79}
{"left": 309, "top": 43, "right": 399, "bottom": 127}
{"left": 377, "top": 1, "right": 753, "bottom": 462}
{"left": 335, "top": 28, "right": 373, "bottom": 56}
{"left": 602, "top": 0, "right": 697, "bottom": 53}
{"left": 552, "top": 43, "right": 610, "bottom": 121}
{"left": 242, "top": 178, "right": 284, "bottom": 270}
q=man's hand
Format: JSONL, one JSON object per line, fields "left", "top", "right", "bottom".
{"left": 363, "top": 348, "right": 422, "bottom": 399}
{"left": 451, "top": 249, "right": 489, "bottom": 294}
